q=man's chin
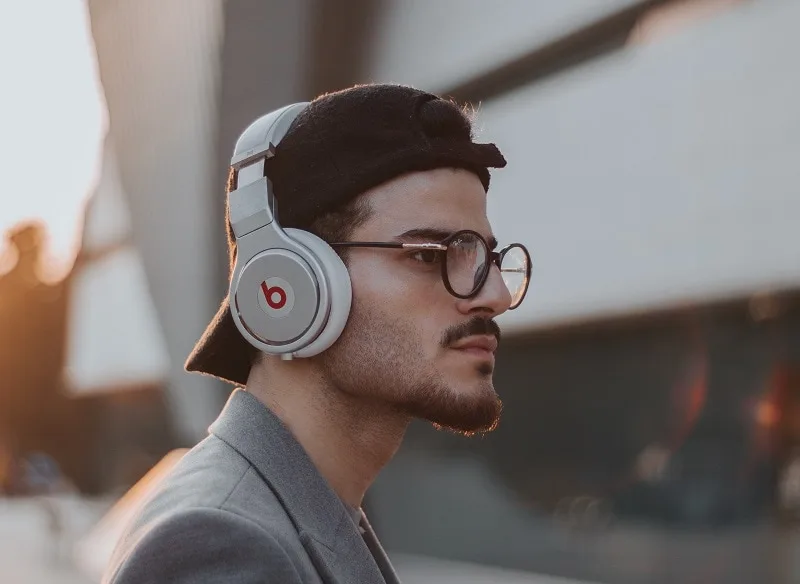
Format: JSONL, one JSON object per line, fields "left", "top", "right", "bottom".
{"left": 429, "top": 412, "right": 502, "bottom": 435}
{"left": 401, "top": 385, "right": 503, "bottom": 436}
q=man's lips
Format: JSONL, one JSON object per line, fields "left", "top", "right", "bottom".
{"left": 449, "top": 335, "right": 499, "bottom": 353}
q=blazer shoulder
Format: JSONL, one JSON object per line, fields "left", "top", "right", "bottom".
{"left": 125, "top": 435, "right": 253, "bottom": 528}
{"left": 104, "top": 506, "right": 304, "bottom": 584}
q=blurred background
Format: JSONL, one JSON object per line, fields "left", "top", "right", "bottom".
{"left": 1, "top": 0, "right": 799, "bottom": 582}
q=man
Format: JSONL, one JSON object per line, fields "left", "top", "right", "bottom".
{"left": 103, "top": 84, "right": 531, "bottom": 584}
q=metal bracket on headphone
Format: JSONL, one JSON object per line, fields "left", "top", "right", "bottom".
{"left": 228, "top": 102, "right": 310, "bottom": 240}
{"left": 229, "top": 177, "right": 274, "bottom": 238}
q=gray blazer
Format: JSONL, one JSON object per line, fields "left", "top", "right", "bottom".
{"left": 103, "top": 389, "right": 402, "bottom": 584}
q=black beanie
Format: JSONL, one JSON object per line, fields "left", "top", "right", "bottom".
{"left": 185, "top": 83, "right": 507, "bottom": 386}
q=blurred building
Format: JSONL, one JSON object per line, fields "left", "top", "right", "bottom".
{"left": 82, "top": 0, "right": 800, "bottom": 582}
{"left": 84, "top": 0, "right": 228, "bottom": 445}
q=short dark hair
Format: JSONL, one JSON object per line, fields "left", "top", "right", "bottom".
{"left": 305, "top": 196, "right": 372, "bottom": 256}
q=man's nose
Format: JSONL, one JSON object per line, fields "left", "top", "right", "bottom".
{"left": 456, "top": 263, "right": 513, "bottom": 317}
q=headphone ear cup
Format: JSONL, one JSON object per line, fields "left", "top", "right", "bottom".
{"left": 284, "top": 229, "right": 352, "bottom": 357}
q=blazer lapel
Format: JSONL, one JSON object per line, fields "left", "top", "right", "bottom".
{"left": 209, "top": 389, "right": 388, "bottom": 584}
{"left": 301, "top": 529, "right": 393, "bottom": 584}
{"left": 360, "top": 512, "right": 402, "bottom": 584}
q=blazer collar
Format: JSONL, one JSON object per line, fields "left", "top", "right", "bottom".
{"left": 209, "top": 389, "right": 398, "bottom": 584}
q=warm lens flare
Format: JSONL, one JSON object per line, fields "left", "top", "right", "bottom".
{"left": 0, "top": 0, "right": 107, "bottom": 281}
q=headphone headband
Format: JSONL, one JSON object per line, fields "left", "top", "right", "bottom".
{"left": 231, "top": 102, "right": 309, "bottom": 169}
{"left": 228, "top": 102, "right": 309, "bottom": 239}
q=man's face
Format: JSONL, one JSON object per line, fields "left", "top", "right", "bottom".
{"left": 318, "top": 168, "right": 513, "bottom": 434}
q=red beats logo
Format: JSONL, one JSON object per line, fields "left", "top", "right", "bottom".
{"left": 257, "top": 277, "right": 294, "bottom": 317}
{"left": 261, "top": 281, "right": 286, "bottom": 310}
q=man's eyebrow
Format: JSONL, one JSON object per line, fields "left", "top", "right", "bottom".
{"left": 395, "top": 228, "right": 498, "bottom": 250}
{"left": 395, "top": 228, "right": 452, "bottom": 242}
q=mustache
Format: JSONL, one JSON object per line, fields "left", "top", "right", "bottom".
{"left": 441, "top": 316, "right": 501, "bottom": 348}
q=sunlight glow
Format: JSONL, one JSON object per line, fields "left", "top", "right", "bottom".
{"left": 0, "top": 0, "right": 107, "bottom": 278}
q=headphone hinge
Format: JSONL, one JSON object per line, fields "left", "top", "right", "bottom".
{"left": 229, "top": 177, "right": 274, "bottom": 239}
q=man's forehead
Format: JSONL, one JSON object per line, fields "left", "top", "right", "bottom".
{"left": 356, "top": 168, "right": 492, "bottom": 238}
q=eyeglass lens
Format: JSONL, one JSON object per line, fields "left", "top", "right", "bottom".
{"left": 445, "top": 232, "right": 530, "bottom": 308}
{"left": 446, "top": 232, "right": 488, "bottom": 297}
{"left": 500, "top": 245, "right": 529, "bottom": 308}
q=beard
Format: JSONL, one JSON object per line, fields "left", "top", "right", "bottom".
{"left": 317, "top": 299, "right": 503, "bottom": 435}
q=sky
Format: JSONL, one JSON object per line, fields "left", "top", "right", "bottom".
{"left": 0, "top": 0, "right": 107, "bottom": 277}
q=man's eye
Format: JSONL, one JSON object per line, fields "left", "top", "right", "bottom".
{"left": 410, "top": 250, "right": 443, "bottom": 264}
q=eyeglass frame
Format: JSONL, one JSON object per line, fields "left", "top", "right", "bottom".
{"left": 328, "top": 229, "right": 531, "bottom": 309}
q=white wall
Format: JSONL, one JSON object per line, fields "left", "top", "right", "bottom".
{"left": 475, "top": 0, "right": 800, "bottom": 334}
{"left": 365, "top": 0, "right": 639, "bottom": 92}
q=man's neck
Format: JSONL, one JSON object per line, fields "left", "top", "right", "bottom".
{"left": 245, "top": 357, "right": 410, "bottom": 509}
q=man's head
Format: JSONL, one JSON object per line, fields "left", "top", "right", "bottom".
{"left": 315, "top": 167, "right": 514, "bottom": 434}
{"left": 186, "top": 83, "right": 526, "bottom": 434}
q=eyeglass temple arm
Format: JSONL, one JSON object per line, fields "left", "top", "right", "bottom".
{"left": 328, "top": 242, "right": 448, "bottom": 250}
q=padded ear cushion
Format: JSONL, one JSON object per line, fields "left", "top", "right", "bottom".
{"left": 284, "top": 228, "right": 352, "bottom": 357}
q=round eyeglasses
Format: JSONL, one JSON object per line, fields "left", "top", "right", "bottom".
{"left": 329, "top": 229, "right": 531, "bottom": 309}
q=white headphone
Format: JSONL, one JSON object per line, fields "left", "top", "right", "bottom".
{"left": 227, "top": 103, "right": 352, "bottom": 360}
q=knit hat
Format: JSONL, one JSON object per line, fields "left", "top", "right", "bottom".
{"left": 185, "top": 84, "right": 507, "bottom": 386}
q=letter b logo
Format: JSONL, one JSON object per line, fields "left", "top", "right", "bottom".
{"left": 261, "top": 281, "right": 286, "bottom": 309}
{"left": 257, "top": 276, "right": 294, "bottom": 318}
